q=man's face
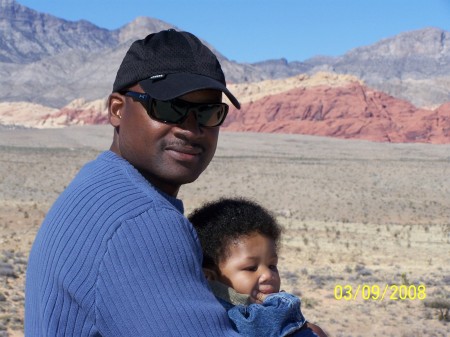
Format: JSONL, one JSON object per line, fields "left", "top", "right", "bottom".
{"left": 109, "top": 85, "right": 221, "bottom": 196}
{"left": 216, "top": 233, "right": 281, "bottom": 303}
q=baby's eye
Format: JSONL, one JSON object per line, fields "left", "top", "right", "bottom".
{"left": 243, "top": 266, "right": 258, "bottom": 272}
{"left": 269, "top": 265, "right": 278, "bottom": 272}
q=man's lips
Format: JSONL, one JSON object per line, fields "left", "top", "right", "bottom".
{"left": 165, "top": 144, "right": 203, "bottom": 160}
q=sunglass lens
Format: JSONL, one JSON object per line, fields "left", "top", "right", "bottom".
{"left": 152, "top": 100, "right": 186, "bottom": 123}
{"left": 151, "top": 99, "right": 227, "bottom": 127}
{"left": 197, "top": 105, "right": 226, "bottom": 127}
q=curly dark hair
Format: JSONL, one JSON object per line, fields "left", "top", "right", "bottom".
{"left": 188, "top": 197, "right": 282, "bottom": 269}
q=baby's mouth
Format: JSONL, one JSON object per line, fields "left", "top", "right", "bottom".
{"left": 258, "top": 286, "right": 276, "bottom": 295}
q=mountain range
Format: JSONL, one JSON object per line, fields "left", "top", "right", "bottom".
{"left": 1, "top": 0, "right": 449, "bottom": 143}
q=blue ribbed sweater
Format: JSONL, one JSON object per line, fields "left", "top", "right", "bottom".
{"left": 25, "top": 151, "right": 239, "bottom": 336}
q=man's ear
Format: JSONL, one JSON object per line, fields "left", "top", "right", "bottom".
{"left": 108, "top": 93, "right": 124, "bottom": 127}
{"left": 203, "top": 267, "right": 219, "bottom": 281}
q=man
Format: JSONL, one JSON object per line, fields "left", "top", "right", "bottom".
{"left": 25, "top": 29, "right": 241, "bottom": 336}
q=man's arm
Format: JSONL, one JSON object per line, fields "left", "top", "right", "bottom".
{"left": 95, "top": 207, "right": 239, "bottom": 336}
{"left": 293, "top": 322, "right": 329, "bottom": 337}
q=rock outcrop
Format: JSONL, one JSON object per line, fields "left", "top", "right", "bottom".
{"left": 223, "top": 81, "right": 450, "bottom": 144}
{"left": 2, "top": 73, "right": 448, "bottom": 143}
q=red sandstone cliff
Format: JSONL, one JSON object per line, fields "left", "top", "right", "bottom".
{"left": 1, "top": 74, "right": 449, "bottom": 144}
{"left": 223, "top": 82, "right": 450, "bottom": 144}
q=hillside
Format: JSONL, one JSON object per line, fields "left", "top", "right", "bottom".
{"left": 1, "top": 0, "right": 450, "bottom": 107}
{"left": 1, "top": 0, "right": 450, "bottom": 144}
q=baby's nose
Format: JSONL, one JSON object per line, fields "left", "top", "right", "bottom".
{"left": 259, "top": 267, "right": 275, "bottom": 282}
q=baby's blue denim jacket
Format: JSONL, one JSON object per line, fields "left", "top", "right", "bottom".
{"left": 209, "top": 281, "right": 308, "bottom": 337}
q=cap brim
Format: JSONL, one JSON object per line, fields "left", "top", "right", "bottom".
{"left": 139, "top": 73, "right": 240, "bottom": 109}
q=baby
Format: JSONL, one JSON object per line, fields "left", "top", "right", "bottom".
{"left": 189, "top": 197, "right": 328, "bottom": 337}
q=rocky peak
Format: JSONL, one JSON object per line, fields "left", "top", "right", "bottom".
{"left": 344, "top": 27, "right": 450, "bottom": 59}
{"left": 0, "top": 0, "right": 20, "bottom": 9}
{"left": 0, "top": 0, "right": 29, "bottom": 19}
{"left": 0, "top": 0, "right": 117, "bottom": 63}
{"left": 116, "top": 16, "right": 176, "bottom": 44}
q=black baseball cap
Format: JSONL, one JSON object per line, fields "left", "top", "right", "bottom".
{"left": 113, "top": 29, "right": 240, "bottom": 109}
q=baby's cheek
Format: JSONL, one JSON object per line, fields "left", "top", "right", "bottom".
{"left": 274, "top": 278, "right": 281, "bottom": 292}
{"left": 250, "top": 289, "right": 258, "bottom": 297}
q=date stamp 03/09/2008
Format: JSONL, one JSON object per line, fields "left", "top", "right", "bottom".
{"left": 333, "top": 284, "right": 427, "bottom": 301}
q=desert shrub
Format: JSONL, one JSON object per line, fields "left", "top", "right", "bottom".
{"left": 301, "top": 297, "right": 318, "bottom": 309}
{"left": 424, "top": 298, "right": 450, "bottom": 321}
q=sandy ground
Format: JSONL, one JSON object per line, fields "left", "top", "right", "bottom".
{"left": 0, "top": 125, "right": 449, "bottom": 336}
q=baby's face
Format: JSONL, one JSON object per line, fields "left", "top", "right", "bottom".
{"left": 217, "top": 233, "right": 280, "bottom": 302}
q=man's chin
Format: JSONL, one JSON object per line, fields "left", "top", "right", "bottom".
{"left": 165, "top": 171, "right": 203, "bottom": 187}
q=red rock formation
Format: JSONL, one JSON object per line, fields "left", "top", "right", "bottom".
{"left": 43, "top": 107, "right": 109, "bottom": 126}
{"left": 223, "top": 82, "right": 450, "bottom": 144}
{"left": 1, "top": 80, "right": 448, "bottom": 143}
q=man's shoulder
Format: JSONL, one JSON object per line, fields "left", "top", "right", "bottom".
{"left": 74, "top": 152, "right": 181, "bottom": 209}
{"left": 55, "top": 151, "right": 184, "bottom": 224}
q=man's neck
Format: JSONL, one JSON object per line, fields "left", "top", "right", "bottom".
{"left": 109, "top": 141, "right": 180, "bottom": 197}
{"left": 139, "top": 170, "right": 180, "bottom": 197}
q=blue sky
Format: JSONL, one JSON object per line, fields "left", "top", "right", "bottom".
{"left": 17, "top": 0, "right": 450, "bottom": 63}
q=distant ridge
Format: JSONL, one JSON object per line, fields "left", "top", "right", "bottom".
{"left": 1, "top": 0, "right": 450, "bottom": 144}
{"left": 1, "top": 1, "right": 450, "bottom": 107}
{"left": 1, "top": 0, "right": 450, "bottom": 108}
{"left": 320, "top": 27, "right": 450, "bottom": 107}
{"left": 256, "top": 27, "right": 450, "bottom": 107}
{"left": 0, "top": 0, "right": 116, "bottom": 63}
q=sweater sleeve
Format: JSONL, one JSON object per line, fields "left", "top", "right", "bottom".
{"left": 95, "top": 205, "right": 240, "bottom": 336}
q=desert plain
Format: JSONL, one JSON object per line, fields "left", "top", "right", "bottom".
{"left": 0, "top": 125, "right": 449, "bottom": 337}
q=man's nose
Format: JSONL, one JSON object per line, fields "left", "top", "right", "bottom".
{"left": 180, "top": 110, "right": 202, "bottom": 132}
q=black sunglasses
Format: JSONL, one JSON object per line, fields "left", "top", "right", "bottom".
{"left": 122, "top": 91, "right": 229, "bottom": 127}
